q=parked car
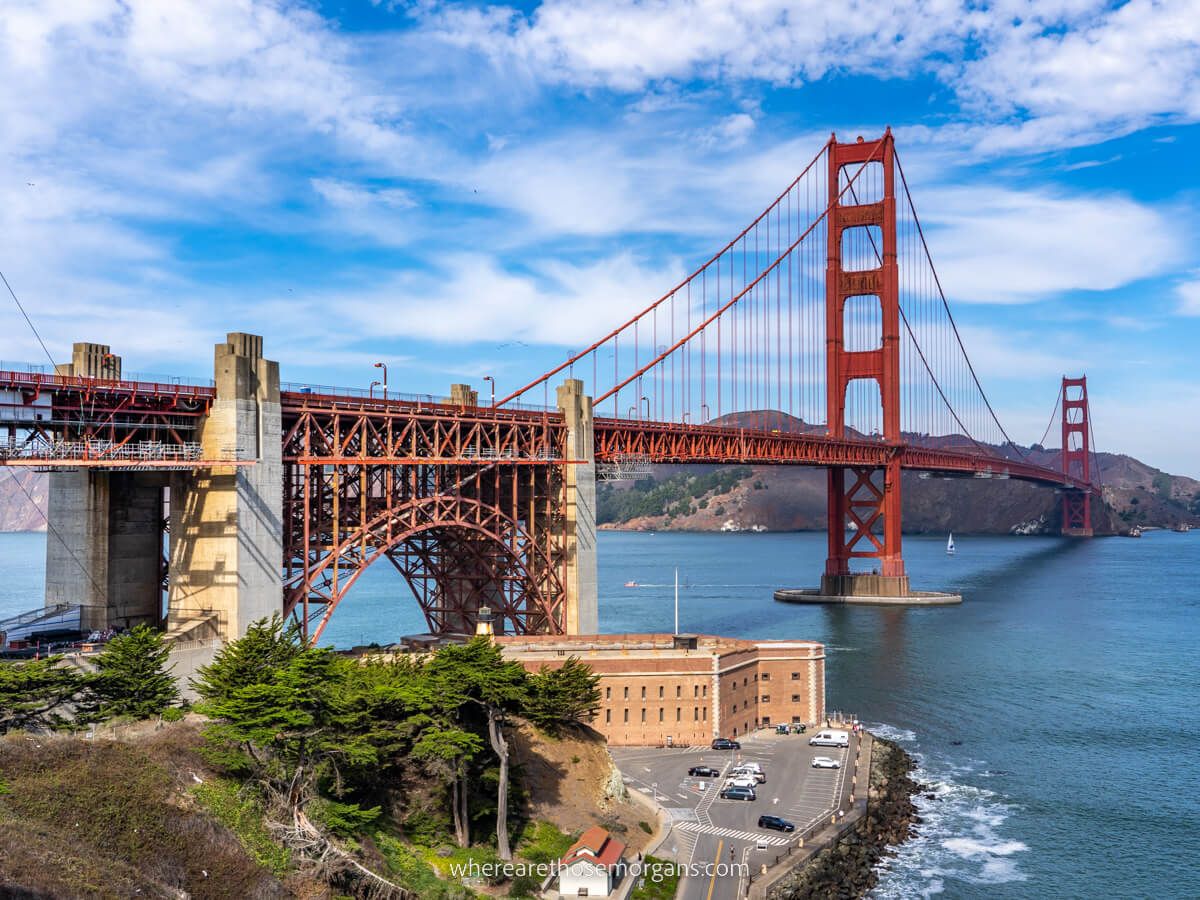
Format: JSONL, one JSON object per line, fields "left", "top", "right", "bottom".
{"left": 731, "top": 766, "right": 766, "bottom": 784}
{"left": 725, "top": 775, "right": 758, "bottom": 790}
{"left": 808, "top": 729, "right": 850, "bottom": 748}
{"left": 720, "top": 786, "right": 756, "bottom": 801}
{"left": 688, "top": 765, "right": 721, "bottom": 777}
{"left": 736, "top": 762, "right": 763, "bottom": 774}
{"left": 757, "top": 815, "right": 796, "bottom": 832}
{"left": 711, "top": 738, "right": 742, "bottom": 750}
{"left": 811, "top": 756, "right": 841, "bottom": 769}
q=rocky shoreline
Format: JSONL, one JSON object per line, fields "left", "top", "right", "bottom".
{"left": 768, "top": 737, "right": 922, "bottom": 899}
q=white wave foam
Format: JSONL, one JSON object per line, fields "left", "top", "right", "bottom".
{"left": 869, "top": 731, "right": 1028, "bottom": 898}
{"left": 866, "top": 722, "right": 917, "bottom": 742}
{"left": 943, "top": 837, "right": 1029, "bottom": 858}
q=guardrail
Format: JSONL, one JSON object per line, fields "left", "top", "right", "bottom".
{"left": 0, "top": 440, "right": 204, "bottom": 462}
{"left": 281, "top": 382, "right": 555, "bottom": 413}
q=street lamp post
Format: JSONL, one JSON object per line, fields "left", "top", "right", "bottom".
{"left": 369, "top": 380, "right": 382, "bottom": 399}
{"left": 483, "top": 375, "right": 495, "bottom": 407}
{"left": 101, "top": 353, "right": 117, "bottom": 380}
{"left": 373, "top": 362, "right": 388, "bottom": 400}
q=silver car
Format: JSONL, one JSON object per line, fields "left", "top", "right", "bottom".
{"left": 811, "top": 756, "right": 841, "bottom": 769}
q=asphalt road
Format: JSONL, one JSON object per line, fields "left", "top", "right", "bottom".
{"left": 612, "top": 730, "right": 851, "bottom": 900}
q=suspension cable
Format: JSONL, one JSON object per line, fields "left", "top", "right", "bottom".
{"left": 893, "top": 151, "right": 1030, "bottom": 459}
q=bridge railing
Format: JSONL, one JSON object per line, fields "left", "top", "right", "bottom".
{"left": 0, "top": 440, "right": 204, "bottom": 462}
{"left": 0, "top": 368, "right": 216, "bottom": 398}
{"left": 281, "top": 382, "right": 555, "bottom": 413}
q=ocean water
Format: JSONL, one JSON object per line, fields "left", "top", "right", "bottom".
{"left": 4, "top": 528, "right": 1198, "bottom": 898}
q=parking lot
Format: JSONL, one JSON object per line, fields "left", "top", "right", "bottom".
{"left": 611, "top": 728, "right": 852, "bottom": 900}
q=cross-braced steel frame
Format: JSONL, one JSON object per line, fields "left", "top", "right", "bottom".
{"left": 280, "top": 394, "right": 570, "bottom": 641}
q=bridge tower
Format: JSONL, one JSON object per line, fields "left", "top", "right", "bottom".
{"left": 1061, "top": 376, "right": 1094, "bottom": 537}
{"left": 821, "top": 131, "right": 910, "bottom": 598}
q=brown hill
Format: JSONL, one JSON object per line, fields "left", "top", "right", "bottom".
{"left": 0, "top": 470, "right": 47, "bottom": 532}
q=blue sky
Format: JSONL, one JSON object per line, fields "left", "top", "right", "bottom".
{"left": 2, "top": 0, "right": 1199, "bottom": 475}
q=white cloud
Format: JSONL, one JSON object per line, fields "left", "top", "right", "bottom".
{"left": 416, "top": 0, "right": 1200, "bottom": 155}
{"left": 324, "top": 251, "right": 686, "bottom": 346}
{"left": 421, "top": 0, "right": 963, "bottom": 92}
{"left": 916, "top": 186, "right": 1183, "bottom": 303}
{"left": 1177, "top": 274, "right": 1200, "bottom": 315}
{"left": 961, "top": 0, "right": 1200, "bottom": 153}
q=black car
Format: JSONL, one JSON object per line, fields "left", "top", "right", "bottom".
{"left": 720, "top": 786, "right": 756, "bottom": 801}
{"left": 711, "top": 738, "right": 742, "bottom": 750}
{"left": 758, "top": 815, "right": 795, "bottom": 832}
{"left": 688, "top": 765, "right": 721, "bottom": 777}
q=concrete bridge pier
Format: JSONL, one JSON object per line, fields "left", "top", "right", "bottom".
{"left": 44, "top": 344, "right": 167, "bottom": 632}
{"left": 166, "top": 333, "right": 283, "bottom": 643}
{"left": 557, "top": 378, "right": 598, "bottom": 635}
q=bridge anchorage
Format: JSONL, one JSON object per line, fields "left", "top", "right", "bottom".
{"left": 6, "top": 132, "right": 1101, "bottom": 643}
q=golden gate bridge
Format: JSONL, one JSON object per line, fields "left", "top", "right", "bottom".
{"left": 0, "top": 132, "right": 1100, "bottom": 645}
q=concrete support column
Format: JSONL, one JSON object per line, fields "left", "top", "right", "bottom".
{"left": 168, "top": 333, "right": 283, "bottom": 642}
{"left": 44, "top": 343, "right": 162, "bottom": 632}
{"left": 556, "top": 379, "right": 598, "bottom": 635}
{"left": 45, "top": 471, "right": 109, "bottom": 632}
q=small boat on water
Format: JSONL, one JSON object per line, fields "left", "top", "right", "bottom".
{"left": 1126, "top": 525, "right": 1143, "bottom": 538}
{"left": 946, "top": 533, "right": 956, "bottom": 555}
{"left": 624, "top": 580, "right": 639, "bottom": 588}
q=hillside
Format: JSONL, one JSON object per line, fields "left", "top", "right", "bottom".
{"left": 0, "top": 715, "right": 651, "bottom": 899}
{"left": 0, "top": 470, "right": 47, "bottom": 532}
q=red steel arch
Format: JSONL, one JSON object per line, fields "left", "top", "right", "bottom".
{"left": 281, "top": 393, "right": 570, "bottom": 641}
{"left": 283, "top": 494, "right": 565, "bottom": 642}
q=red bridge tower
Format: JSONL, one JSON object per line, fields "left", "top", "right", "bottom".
{"left": 1061, "top": 376, "right": 1094, "bottom": 537}
{"left": 822, "top": 131, "right": 909, "bottom": 597}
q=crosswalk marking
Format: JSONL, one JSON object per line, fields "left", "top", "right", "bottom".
{"left": 673, "top": 822, "right": 792, "bottom": 846}
{"left": 664, "top": 807, "right": 698, "bottom": 823}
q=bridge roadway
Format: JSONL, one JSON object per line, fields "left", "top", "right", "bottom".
{"left": 0, "top": 367, "right": 1088, "bottom": 489}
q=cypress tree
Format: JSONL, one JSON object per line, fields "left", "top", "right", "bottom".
{"left": 0, "top": 656, "right": 85, "bottom": 733}
{"left": 91, "top": 624, "right": 179, "bottom": 720}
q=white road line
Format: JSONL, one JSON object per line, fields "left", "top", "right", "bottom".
{"left": 674, "top": 822, "right": 791, "bottom": 846}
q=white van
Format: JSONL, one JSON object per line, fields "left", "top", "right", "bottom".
{"left": 808, "top": 729, "right": 850, "bottom": 748}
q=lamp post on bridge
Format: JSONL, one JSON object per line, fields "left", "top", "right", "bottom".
{"left": 373, "top": 361, "right": 388, "bottom": 400}
{"left": 483, "top": 375, "right": 495, "bottom": 407}
{"left": 369, "top": 380, "right": 382, "bottom": 399}
{"left": 102, "top": 352, "right": 118, "bottom": 380}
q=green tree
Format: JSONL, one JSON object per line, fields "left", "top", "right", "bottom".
{"left": 411, "top": 724, "right": 484, "bottom": 847}
{"left": 91, "top": 624, "right": 179, "bottom": 720}
{"left": 195, "top": 643, "right": 412, "bottom": 895}
{"left": 191, "top": 614, "right": 302, "bottom": 704}
{"left": 525, "top": 657, "right": 601, "bottom": 733}
{"left": 0, "top": 656, "right": 86, "bottom": 733}
{"left": 425, "top": 638, "right": 529, "bottom": 860}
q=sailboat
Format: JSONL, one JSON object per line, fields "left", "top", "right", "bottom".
{"left": 946, "top": 533, "right": 956, "bottom": 555}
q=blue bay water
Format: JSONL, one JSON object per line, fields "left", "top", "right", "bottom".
{"left": 3, "top": 529, "right": 1197, "bottom": 897}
